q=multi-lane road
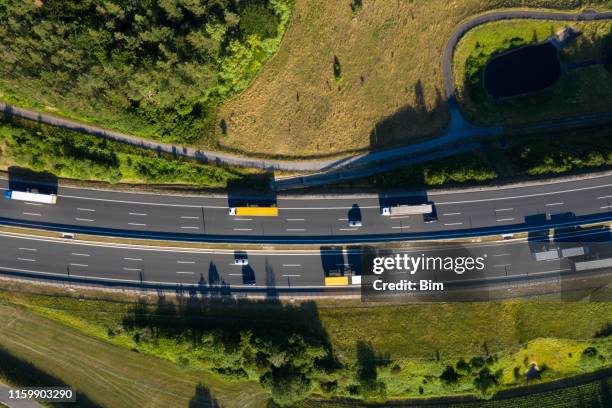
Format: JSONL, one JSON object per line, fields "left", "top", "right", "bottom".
{"left": 1, "top": 227, "right": 610, "bottom": 295}
{"left": 0, "top": 173, "right": 611, "bottom": 293}
{"left": 1, "top": 175, "right": 612, "bottom": 244}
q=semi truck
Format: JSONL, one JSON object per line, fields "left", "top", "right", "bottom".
{"left": 229, "top": 207, "right": 278, "bottom": 217}
{"left": 381, "top": 204, "right": 432, "bottom": 216}
{"left": 573, "top": 257, "right": 612, "bottom": 272}
{"left": 4, "top": 190, "right": 57, "bottom": 204}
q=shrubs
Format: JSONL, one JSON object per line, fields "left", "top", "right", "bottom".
{"left": 440, "top": 365, "right": 460, "bottom": 384}
{"left": 369, "top": 152, "right": 497, "bottom": 188}
{"left": 0, "top": 116, "right": 256, "bottom": 188}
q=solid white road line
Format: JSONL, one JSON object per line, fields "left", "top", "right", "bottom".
{"left": 338, "top": 228, "right": 357, "bottom": 231}
{"left": 597, "top": 195, "right": 612, "bottom": 200}
{"left": 50, "top": 180, "right": 612, "bottom": 209}
{"left": 234, "top": 218, "right": 253, "bottom": 221}
{"left": 338, "top": 218, "right": 348, "bottom": 221}
{"left": 491, "top": 253, "right": 511, "bottom": 257}
{"left": 228, "top": 273, "right": 242, "bottom": 276}
{"left": 390, "top": 215, "right": 410, "bottom": 219}
{"left": 24, "top": 202, "right": 42, "bottom": 206}
{"left": 22, "top": 212, "right": 41, "bottom": 216}
{"left": 601, "top": 205, "right": 612, "bottom": 209}
{"left": 282, "top": 274, "right": 301, "bottom": 277}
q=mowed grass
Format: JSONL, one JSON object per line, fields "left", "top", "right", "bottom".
{"left": 0, "top": 300, "right": 269, "bottom": 408}
{"left": 215, "top": 0, "right": 611, "bottom": 158}
{"left": 317, "top": 301, "right": 612, "bottom": 359}
{"left": 3, "top": 288, "right": 612, "bottom": 401}
{"left": 453, "top": 19, "right": 612, "bottom": 125}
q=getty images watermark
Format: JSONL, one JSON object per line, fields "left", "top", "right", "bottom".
{"left": 370, "top": 253, "right": 487, "bottom": 292}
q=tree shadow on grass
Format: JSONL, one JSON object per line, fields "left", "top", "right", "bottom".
{"left": 122, "top": 295, "right": 341, "bottom": 405}
{"left": 0, "top": 346, "right": 102, "bottom": 408}
{"left": 354, "top": 340, "right": 390, "bottom": 399}
{"left": 369, "top": 81, "right": 447, "bottom": 150}
{"left": 188, "top": 384, "right": 221, "bottom": 408}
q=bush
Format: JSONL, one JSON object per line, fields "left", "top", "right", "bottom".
{"left": 470, "top": 356, "right": 486, "bottom": 369}
{"left": 473, "top": 367, "right": 502, "bottom": 395}
{"left": 440, "top": 365, "right": 460, "bottom": 384}
{"left": 582, "top": 347, "right": 599, "bottom": 358}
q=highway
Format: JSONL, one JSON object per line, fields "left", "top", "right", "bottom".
{"left": 1, "top": 175, "right": 612, "bottom": 243}
{"left": 1, "top": 227, "right": 610, "bottom": 297}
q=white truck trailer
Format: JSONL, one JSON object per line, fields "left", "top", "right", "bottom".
{"left": 381, "top": 204, "right": 433, "bottom": 216}
{"left": 573, "top": 258, "right": 612, "bottom": 272}
{"left": 4, "top": 190, "right": 57, "bottom": 204}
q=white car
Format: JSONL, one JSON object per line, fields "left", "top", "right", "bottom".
{"left": 233, "top": 258, "right": 249, "bottom": 266}
{"left": 348, "top": 220, "right": 362, "bottom": 227}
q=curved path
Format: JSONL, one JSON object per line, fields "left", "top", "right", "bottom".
{"left": 2, "top": 9, "right": 611, "bottom": 174}
{"left": 442, "top": 8, "right": 612, "bottom": 101}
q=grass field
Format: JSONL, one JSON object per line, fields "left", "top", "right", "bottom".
{"left": 304, "top": 369, "right": 612, "bottom": 407}
{"left": 1, "top": 288, "right": 611, "bottom": 403}
{"left": 216, "top": 0, "right": 611, "bottom": 158}
{"left": 0, "top": 299, "right": 269, "bottom": 408}
{"left": 453, "top": 19, "right": 612, "bottom": 125}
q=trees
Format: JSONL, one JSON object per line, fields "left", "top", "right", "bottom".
{"left": 0, "top": 0, "right": 292, "bottom": 144}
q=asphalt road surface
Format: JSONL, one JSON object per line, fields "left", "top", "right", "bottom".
{"left": 1, "top": 227, "right": 610, "bottom": 296}
{"left": 1, "top": 175, "right": 612, "bottom": 244}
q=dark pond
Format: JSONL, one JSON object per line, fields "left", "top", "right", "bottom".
{"left": 484, "top": 42, "right": 562, "bottom": 99}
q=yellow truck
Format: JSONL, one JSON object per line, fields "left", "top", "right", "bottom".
{"left": 229, "top": 207, "right": 279, "bottom": 217}
{"left": 324, "top": 276, "right": 349, "bottom": 286}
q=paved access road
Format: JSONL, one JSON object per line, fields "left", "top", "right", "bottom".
{"left": 1, "top": 174, "right": 612, "bottom": 244}
{"left": 1, "top": 228, "right": 609, "bottom": 294}
{"left": 2, "top": 10, "right": 611, "bottom": 174}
